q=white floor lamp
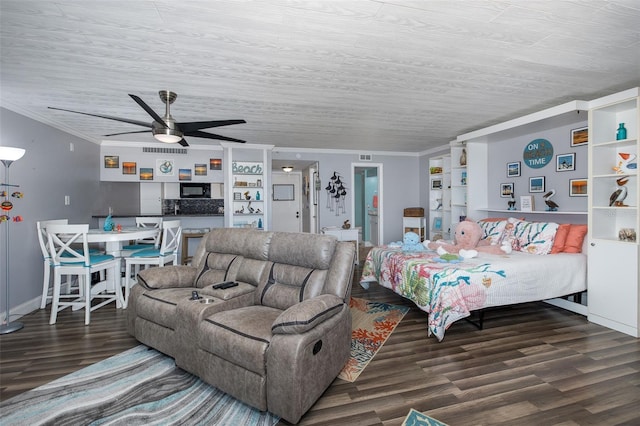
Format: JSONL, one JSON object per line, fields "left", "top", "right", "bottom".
{"left": 0, "top": 146, "right": 26, "bottom": 334}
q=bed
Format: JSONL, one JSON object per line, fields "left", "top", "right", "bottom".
{"left": 360, "top": 246, "right": 587, "bottom": 341}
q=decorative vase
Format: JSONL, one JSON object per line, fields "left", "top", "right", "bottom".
{"left": 616, "top": 123, "right": 627, "bottom": 140}
{"left": 256, "top": 191, "right": 260, "bottom": 201}
{"left": 257, "top": 218, "right": 263, "bottom": 229}
{"left": 460, "top": 148, "right": 467, "bottom": 166}
{"left": 103, "top": 214, "right": 114, "bottom": 231}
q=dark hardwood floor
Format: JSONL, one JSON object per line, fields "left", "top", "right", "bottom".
{"left": 2, "top": 247, "right": 639, "bottom": 425}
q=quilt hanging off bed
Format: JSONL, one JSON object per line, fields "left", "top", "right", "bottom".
{"left": 360, "top": 247, "right": 586, "bottom": 341}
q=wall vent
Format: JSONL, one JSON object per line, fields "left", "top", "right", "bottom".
{"left": 359, "top": 153, "right": 373, "bottom": 161}
{"left": 142, "top": 147, "right": 188, "bottom": 154}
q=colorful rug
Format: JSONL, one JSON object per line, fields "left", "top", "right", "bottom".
{"left": 0, "top": 345, "right": 279, "bottom": 426}
{"left": 338, "top": 297, "right": 410, "bottom": 382}
{"left": 402, "top": 408, "right": 449, "bottom": 426}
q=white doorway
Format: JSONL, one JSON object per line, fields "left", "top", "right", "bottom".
{"left": 352, "top": 163, "right": 383, "bottom": 247}
{"left": 271, "top": 171, "right": 303, "bottom": 233}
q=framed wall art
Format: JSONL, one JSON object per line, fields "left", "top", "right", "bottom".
{"left": 122, "top": 161, "right": 137, "bottom": 175}
{"left": 194, "top": 163, "right": 207, "bottom": 176}
{"left": 571, "top": 126, "right": 588, "bottom": 147}
{"left": 179, "top": 168, "right": 192, "bottom": 181}
{"left": 210, "top": 158, "right": 222, "bottom": 170}
{"left": 529, "top": 176, "right": 545, "bottom": 193}
{"left": 140, "top": 167, "right": 153, "bottom": 180}
{"left": 500, "top": 182, "right": 514, "bottom": 198}
{"left": 507, "top": 161, "right": 521, "bottom": 177}
{"left": 431, "top": 179, "right": 443, "bottom": 190}
{"left": 104, "top": 155, "right": 119, "bottom": 168}
{"left": 556, "top": 153, "right": 576, "bottom": 171}
{"left": 569, "top": 178, "right": 587, "bottom": 196}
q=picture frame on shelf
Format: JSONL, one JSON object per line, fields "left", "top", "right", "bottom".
{"left": 433, "top": 216, "right": 442, "bottom": 231}
{"left": 233, "top": 192, "right": 242, "bottom": 200}
{"left": 529, "top": 176, "right": 545, "bottom": 193}
{"left": 195, "top": 164, "right": 207, "bottom": 176}
{"left": 569, "top": 178, "right": 587, "bottom": 197}
{"left": 209, "top": 158, "right": 222, "bottom": 170}
{"left": 520, "top": 195, "right": 534, "bottom": 212}
{"left": 500, "top": 182, "right": 514, "bottom": 198}
{"left": 556, "top": 153, "right": 575, "bottom": 172}
{"left": 431, "top": 179, "right": 443, "bottom": 189}
{"left": 507, "top": 161, "right": 521, "bottom": 177}
{"left": 178, "top": 168, "right": 192, "bottom": 181}
{"left": 571, "top": 126, "right": 588, "bottom": 147}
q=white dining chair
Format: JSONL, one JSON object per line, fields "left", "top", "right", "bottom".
{"left": 123, "top": 220, "right": 182, "bottom": 308}
{"left": 121, "top": 217, "right": 163, "bottom": 252}
{"left": 37, "top": 219, "right": 70, "bottom": 309}
{"left": 46, "top": 224, "right": 122, "bottom": 325}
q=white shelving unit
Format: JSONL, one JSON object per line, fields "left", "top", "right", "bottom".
{"left": 450, "top": 142, "right": 467, "bottom": 233}
{"left": 587, "top": 87, "right": 639, "bottom": 337}
{"left": 223, "top": 143, "right": 273, "bottom": 230}
{"left": 428, "top": 154, "right": 450, "bottom": 239}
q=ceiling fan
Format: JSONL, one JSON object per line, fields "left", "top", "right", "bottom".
{"left": 48, "top": 90, "right": 246, "bottom": 147}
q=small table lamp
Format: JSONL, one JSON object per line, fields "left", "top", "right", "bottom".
{"left": 0, "top": 146, "right": 26, "bottom": 334}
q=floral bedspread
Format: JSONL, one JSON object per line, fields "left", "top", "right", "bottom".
{"left": 360, "top": 246, "right": 506, "bottom": 341}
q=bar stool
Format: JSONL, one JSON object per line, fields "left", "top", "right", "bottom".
{"left": 181, "top": 229, "right": 208, "bottom": 265}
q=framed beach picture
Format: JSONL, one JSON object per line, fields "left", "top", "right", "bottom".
{"left": 433, "top": 216, "right": 442, "bottom": 230}
{"left": 571, "top": 126, "right": 588, "bottom": 147}
{"left": 210, "top": 158, "right": 222, "bottom": 170}
{"left": 556, "top": 153, "right": 575, "bottom": 171}
{"left": 500, "top": 182, "right": 514, "bottom": 198}
{"left": 507, "top": 161, "right": 521, "bottom": 177}
{"left": 194, "top": 163, "right": 207, "bottom": 176}
{"left": 179, "top": 168, "right": 192, "bottom": 181}
{"left": 140, "top": 167, "right": 153, "bottom": 180}
{"left": 570, "top": 178, "right": 587, "bottom": 196}
{"left": 122, "top": 161, "right": 136, "bottom": 175}
{"left": 529, "top": 176, "right": 545, "bottom": 193}
{"left": 104, "top": 155, "right": 119, "bottom": 168}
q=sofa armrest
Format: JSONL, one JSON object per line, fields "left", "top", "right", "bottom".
{"left": 271, "top": 294, "right": 345, "bottom": 335}
{"left": 137, "top": 265, "right": 197, "bottom": 290}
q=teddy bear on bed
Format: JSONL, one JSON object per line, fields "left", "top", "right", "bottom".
{"left": 388, "top": 231, "right": 426, "bottom": 252}
{"left": 422, "top": 219, "right": 512, "bottom": 259}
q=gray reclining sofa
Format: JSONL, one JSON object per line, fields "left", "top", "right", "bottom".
{"left": 126, "top": 228, "right": 356, "bottom": 424}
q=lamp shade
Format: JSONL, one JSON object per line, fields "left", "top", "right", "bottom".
{"left": 0, "top": 147, "right": 26, "bottom": 162}
{"left": 153, "top": 127, "right": 183, "bottom": 144}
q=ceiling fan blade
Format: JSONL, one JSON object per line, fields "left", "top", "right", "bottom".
{"left": 103, "top": 130, "right": 151, "bottom": 137}
{"left": 128, "top": 94, "right": 167, "bottom": 127}
{"left": 184, "top": 130, "right": 246, "bottom": 143}
{"left": 178, "top": 139, "right": 189, "bottom": 147}
{"left": 48, "top": 107, "right": 151, "bottom": 128}
{"left": 178, "top": 119, "right": 246, "bottom": 132}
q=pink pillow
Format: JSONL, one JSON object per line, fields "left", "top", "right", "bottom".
{"left": 550, "top": 224, "right": 571, "bottom": 254}
{"left": 563, "top": 224, "right": 588, "bottom": 253}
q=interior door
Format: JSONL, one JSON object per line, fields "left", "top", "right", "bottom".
{"left": 271, "top": 172, "right": 302, "bottom": 233}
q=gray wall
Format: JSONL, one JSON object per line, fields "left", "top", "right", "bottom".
{"left": 1, "top": 107, "right": 100, "bottom": 318}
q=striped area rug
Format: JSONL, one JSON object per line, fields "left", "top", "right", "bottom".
{"left": 0, "top": 345, "right": 279, "bottom": 426}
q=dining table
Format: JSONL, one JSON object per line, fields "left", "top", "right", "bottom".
{"left": 87, "top": 227, "right": 160, "bottom": 257}
{"left": 86, "top": 227, "right": 161, "bottom": 307}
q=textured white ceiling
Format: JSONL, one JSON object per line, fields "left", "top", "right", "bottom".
{"left": 1, "top": 0, "right": 639, "bottom": 152}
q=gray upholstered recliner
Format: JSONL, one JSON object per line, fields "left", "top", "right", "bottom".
{"left": 127, "top": 228, "right": 355, "bottom": 424}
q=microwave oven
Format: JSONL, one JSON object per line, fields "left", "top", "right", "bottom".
{"left": 180, "top": 182, "right": 211, "bottom": 198}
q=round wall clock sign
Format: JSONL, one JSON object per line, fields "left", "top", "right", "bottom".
{"left": 523, "top": 138, "right": 553, "bottom": 168}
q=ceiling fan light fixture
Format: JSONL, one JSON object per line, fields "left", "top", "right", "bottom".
{"left": 282, "top": 166, "right": 293, "bottom": 173}
{"left": 153, "top": 127, "right": 183, "bottom": 144}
